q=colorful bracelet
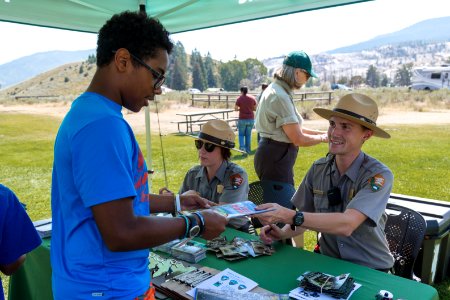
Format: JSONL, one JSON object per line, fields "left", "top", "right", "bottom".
{"left": 193, "top": 211, "right": 205, "bottom": 235}
{"left": 179, "top": 215, "right": 190, "bottom": 239}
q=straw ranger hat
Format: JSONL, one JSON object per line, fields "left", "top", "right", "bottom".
{"left": 313, "top": 93, "right": 390, "bottom": 138}
{"left": 191, "top": 119, "right": 244, "bottom": 152}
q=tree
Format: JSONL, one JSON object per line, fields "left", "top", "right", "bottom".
{"left": 350, "top": 75, "right": 364, "bottom": 87}
{"left": 366, "top": 65, "right": 381, "bottom": 87}
{"left": 166, "top": 42, "right": 189, "bottom": 90}
{"left": 380, "top": 74, "right": 389, "bottom": 87}
{"left": 243, "top": 58, "right": 268, "bottom": 89}
{"left": 394, "top": 63, "right": 413, "bottom": 87}
{"left": 219, "top": 60, "right": 247, "bottom": 91}
{"left": 191, "top": 49, "right": 207, "bottom": 91}
{"left": 86, "top": 54, "right": 96, "bottom": 64}
{"left": 204, "top": 52, "right": 218, "bottom": 88}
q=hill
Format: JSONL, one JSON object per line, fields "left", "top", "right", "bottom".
{"left": 1, "top": 16, "right": 450, "bottom": 94}
{"left": 0, "top": 61, "right": 95, "bottom": 102}
{"left": 329, "top": 16, "right": 450, "bottom": 54}
{"left": 0, "top": 49, "right": 94, "bottom": 89}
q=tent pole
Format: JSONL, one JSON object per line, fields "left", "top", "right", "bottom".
{"left": 145, "top": 106, "right": 152, "bottom": 192}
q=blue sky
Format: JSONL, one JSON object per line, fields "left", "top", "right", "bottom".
{"left": 1, "top": 0, "right": 449, "bottom": 65}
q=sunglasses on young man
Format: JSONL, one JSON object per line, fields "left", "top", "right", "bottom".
{"left": 195, "top": 140, "right": 216, "bottom": 152}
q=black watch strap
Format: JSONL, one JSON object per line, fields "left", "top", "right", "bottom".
{"left": 291, "top": 211, "right": 304, "bottom": 231}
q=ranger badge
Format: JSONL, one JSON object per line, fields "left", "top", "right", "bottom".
{"left": 230, "top": 174, "right": 243, "bottom": 189}
{"left": 369, "top": 174, "right": 385, "bottom": 192}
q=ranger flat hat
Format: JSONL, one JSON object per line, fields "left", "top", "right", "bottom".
{"left": 191, "top": 119, "right": 244, "bottom": 153}
{"left": 313, "top": 93, "right": 390, "bottom": 138}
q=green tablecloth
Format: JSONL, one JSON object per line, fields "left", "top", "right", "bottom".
{"left": 9, "top": 229, "right": 439, "bottom": 300}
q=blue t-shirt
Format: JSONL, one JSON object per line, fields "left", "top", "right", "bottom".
{"left": 51, "top": 92, "right": 150, "bottom": 299}
{"left": 0, "top": 184, "right": 42, "bottom": 300}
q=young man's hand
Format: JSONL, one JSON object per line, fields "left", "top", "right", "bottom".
{"left": 180, "top": 192, "right": 216, "bottom": 210}
{"left": 199, "top": 210, "right": 227, "bottom": 240}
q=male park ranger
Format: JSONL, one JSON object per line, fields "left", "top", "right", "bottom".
{"left": 178, "top": 120, "right": 251, "bottom": 232}
{"left": 255, "top": 93, "right": 395, "bottom": 271}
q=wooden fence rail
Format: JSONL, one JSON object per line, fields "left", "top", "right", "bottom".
{"left": 191, "top": 91, "right": 333, "bottom": 108}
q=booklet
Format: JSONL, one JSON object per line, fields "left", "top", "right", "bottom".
{"left": 209, "top": 201, "right": 275, "bottom": 220}
{"left": 186, "top": 268, "right": 258, "bottom": 297}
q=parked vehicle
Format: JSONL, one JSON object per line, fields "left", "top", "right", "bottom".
{"left": 188, "top": 88, "right": 201, "bottom": 94}
{"left": 410, "top": 65, "right": 450, "bottom": 91}
{"left": 331, "top": 83, "right": 352, "bottom": 91}
{"left": 205, "top": 87, "right": 225, "bottom": 93}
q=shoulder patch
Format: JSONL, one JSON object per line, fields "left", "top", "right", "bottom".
{"left": 230, "top": 173, "right": 243, "bottom": 189}
{"left": 369, "top": 174, "right": 385, "bottom": 192}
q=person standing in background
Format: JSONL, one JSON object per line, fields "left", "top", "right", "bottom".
{"left": 254, "top": 51, "right": 328, "bottom": 209}
{"left": 0, "top": 184, "right": 42, "bottom": 300}
{"left": 235, "top": 86, "right": 257, "bottom": 154}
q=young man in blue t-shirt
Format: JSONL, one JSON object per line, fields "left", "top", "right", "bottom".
{"left": 51, "top": 11, "right": 227, "bottom": 300}
{"left": 0, "top": 184, "right": 42, "bottom": 300}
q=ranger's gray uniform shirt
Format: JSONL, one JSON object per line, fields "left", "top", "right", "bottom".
{"left": 179, "top": 160, "right": 249, "bottom": 228}
{"left": 255, "top": 79, "right": 303, "bottom": 143}
{"left": 291, "top": 152, "right": 395, "bottom": 270}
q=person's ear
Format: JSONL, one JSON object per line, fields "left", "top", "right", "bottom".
{"left": 363, "top": 130, "right": 373, "bottom": 141}
{"left": 113, "top": 48, "right": 130, "bottom": 71}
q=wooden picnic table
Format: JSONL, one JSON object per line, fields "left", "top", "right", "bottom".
{"left": 175, "top": 108, "right": 236, "bottom": 133}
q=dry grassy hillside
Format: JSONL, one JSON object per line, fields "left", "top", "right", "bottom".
{"left": 0, "top": 61, "right": 95, "bottom": 103}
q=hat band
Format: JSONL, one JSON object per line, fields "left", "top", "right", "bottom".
{"left": 198, "top": 132, "right": 235, "bottom": 149}
{"left": 333, "top": 108, "right": 376, "bottom": 126}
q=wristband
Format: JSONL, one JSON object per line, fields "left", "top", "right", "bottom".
{"left": 179, "top": 215, "right": 190, "bottom": 239}
{"left": 193, "top": 212, "right": 205, "bottom": 235}
{"left": 174, "top": 194, "right": 181, "bottom": 215}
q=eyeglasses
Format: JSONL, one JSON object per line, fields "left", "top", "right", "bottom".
{"left": 195, "top": 140, "right": 216, "bottom": 152}
{"left": 129, "top": 52, "right": 166, "bottom": 89}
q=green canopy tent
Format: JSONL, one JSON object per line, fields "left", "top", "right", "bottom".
{"left": 0, "top": 0, "right": 371, "bottom": 190}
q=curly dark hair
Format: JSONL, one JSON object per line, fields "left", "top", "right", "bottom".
{"left": 96, "top": 11, "right": 173, "bottom": 67}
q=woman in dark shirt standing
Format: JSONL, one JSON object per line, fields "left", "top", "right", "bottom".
{"left": 235, "top": 86, "right": 257, "bottom": 154}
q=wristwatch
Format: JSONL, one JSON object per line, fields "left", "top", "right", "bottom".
{"left": 291, "top": 211, "right": 304, "bottom": 231}
{"left": 186, "top": 214, "right": 201, "bottom": 238}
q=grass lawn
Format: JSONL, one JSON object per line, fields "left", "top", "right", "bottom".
{"left": 0, "top": 113, "right": 449, "bottom": 298}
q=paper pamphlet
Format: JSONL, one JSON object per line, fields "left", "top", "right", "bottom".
{"left": 186, "top": 268, "right": 258, "bottom": 297}
{"left": 210, "top": 201, "right": 275, "bottom": 219}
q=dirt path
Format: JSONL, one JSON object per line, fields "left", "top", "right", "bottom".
{"left": 1, "top": 102, "right": 449, "bottom": 134}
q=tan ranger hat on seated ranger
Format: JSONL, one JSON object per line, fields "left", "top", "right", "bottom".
{"left": 193, "top": 119, "right": 245, "bottom": 153}
{"left": 313, "top": 93, "right": 391, "bottom": 138}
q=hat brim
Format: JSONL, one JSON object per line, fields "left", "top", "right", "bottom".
{"left": 186, "top": 134, "right": 247, "bottom": 154}
{"left": 313, "top": 108, "right": 390, "bottom": 138}
{"left": 309, "top": 70, "right": 318, "bottom": 78}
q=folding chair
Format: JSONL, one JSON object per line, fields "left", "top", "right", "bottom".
{"left": 247, "top": 181, "right": 265, "bottom": 232}
{"left": 385, "top": 203, "right": 426, "bottom": 280}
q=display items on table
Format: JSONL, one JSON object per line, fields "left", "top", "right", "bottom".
{"left": 152, "top": 238, "right": 207, "bottom": 263}
{"left": 289, "top": 271, "right": 361, "bottom": 300}
{"left": 206, "top": 236, "right": 275, "bottom": 261}
{"left": 182, "top": 201, "right": 275, "bottom": 220}
{"left": 195, "top": 288, "right": 290, "bottom": 300}
{"left": 186, "top": 268, "right": 258, "bottom": 297}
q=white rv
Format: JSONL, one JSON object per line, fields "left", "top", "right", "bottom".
{"left": 410, "top": 65, "right": 450, "bottom": 90}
